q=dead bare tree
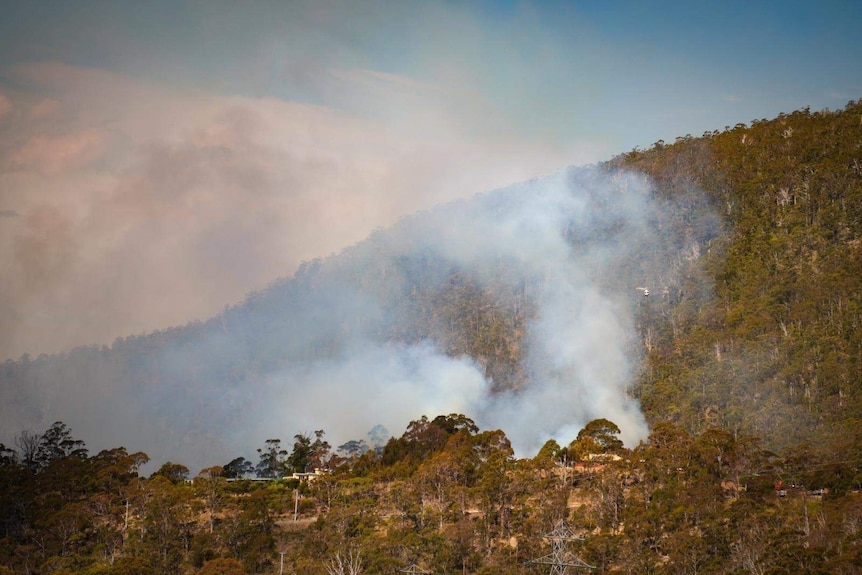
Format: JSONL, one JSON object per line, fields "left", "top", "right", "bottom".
{"left": 325, "top": 548, "right": 363, "bottom": 575}
{"left": 14, "top": 430, "right": 40, "bottom": 472}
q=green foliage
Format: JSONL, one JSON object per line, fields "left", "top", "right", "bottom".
{"left": 2, "top": 414, "right": 862, "bottom": 574}
{"left": 613, "top": 100, "right": 862, "bottom": 461}
{"left": 196, "top": 558, "right": 247, "bottom": 575}
{"left": 533, "top": 439, "right": 562, "bottom": 463}
{"left": 255, "top": 439, "right": 288, "bottom": 479}
{"left": 288, "top": 430, "right": 331, "bottom": 474}
{"left": 221, "top": 457, "right": 254, "bottom": 479}
{"left": 36, "top": 422, "right": 88, "bottom": 467}
{"left": 570, "top": 418, "right": 625, "bottom": 459}
{"left": 150, "top": 461, "right": 190, "bottom": 483}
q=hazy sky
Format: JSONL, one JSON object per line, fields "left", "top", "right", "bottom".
{"left": 1, "top": 0, "right": 860, "bottom": 360}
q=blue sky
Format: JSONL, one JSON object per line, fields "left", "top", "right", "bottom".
{"left": 1, "top": 0, "right": 860, "bottom": 358}
{"left": 3, "top": 1, "right": 858, "bottom": 149}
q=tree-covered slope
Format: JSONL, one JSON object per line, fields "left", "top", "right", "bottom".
{"left": 612, "top": 100, "right": 862, "bottom": 456}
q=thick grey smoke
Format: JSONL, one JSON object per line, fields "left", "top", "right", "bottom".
{"left": 472, "top": 170, "right": 652, "bottom": 451}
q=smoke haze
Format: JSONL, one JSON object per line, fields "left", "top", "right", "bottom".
{"left": 2, "top": 1, "right": 852, "bottom": 362}
{"left": 2, "top": 163, "right": 713, "bottom": 472}
{"left": 0, "top": 62, "right": 596, "bottom": 361}
{"left": 2, "top": 0, "right": 801, "bottom": 469}
{"left": 222, "top": 166, "right": 662, "bottom": 464}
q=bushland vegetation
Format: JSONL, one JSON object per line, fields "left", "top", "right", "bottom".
{"left": 2, "top": 415, "right": 860, "bottom": 574}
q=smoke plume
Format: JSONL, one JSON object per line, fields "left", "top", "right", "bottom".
{"left": 1, "top": 163, "right": 714, "bottom": 472}
{"left": 237, "top": 166, "right": 668, "bottom": 462}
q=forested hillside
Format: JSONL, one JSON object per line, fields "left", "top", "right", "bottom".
{"left": 1, "top": 100, "right": 861, "bottom": 574}
{"left": 612, "top": 100, "right": 862, "bottom": 458}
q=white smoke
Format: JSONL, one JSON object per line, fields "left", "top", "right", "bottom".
{"left": 2, "top": 165, "right": 701, "bottom": 471}
{"left": 244, "top": 341, "right": 490, "bottom": 451}
{"left": 248, "top": 166, "right": 657, "bottom": 459}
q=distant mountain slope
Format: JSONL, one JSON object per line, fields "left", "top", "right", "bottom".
{"left": 4, "top": 100, "right": 860, "bottom": 469}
